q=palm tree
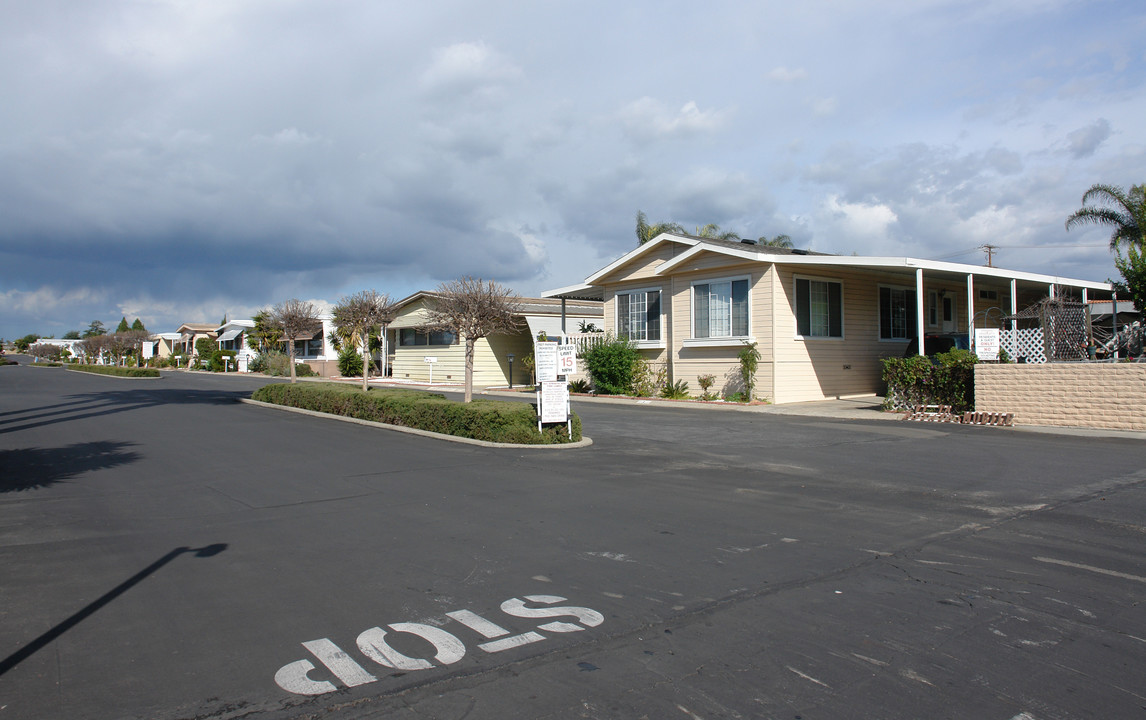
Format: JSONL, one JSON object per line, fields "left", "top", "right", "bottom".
{"left": 758, "top": 234, "right": 794, "bottom": 249}
{"left": 636, "top": 210, "right": 685, "bottom": 245}
{"left": 694, "top": 223, "right": 741, "bottom": 241}
{"left": 1065, "top": 183, "right": 1146, "bottom": 252}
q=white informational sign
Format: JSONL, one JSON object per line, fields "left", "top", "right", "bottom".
{"left": 423, "top": 356, "right": 438, "bottom": 363}
{"left": 540, "top": 381, "right": 569, "bottom": 423}
{"left": 141, "top": 341, "right": 154, "bottom": 359}
{"left": 535, "top": 342, "right": 558, "bottom": 382}
{"left": 975, "top": 328, "right": 1000, "bottom": 361}
{"left": 238, "top": 355, "right": 248, "bottom": 373}
{"left": 557, "top": 345, "right": 576, "bottom": 377}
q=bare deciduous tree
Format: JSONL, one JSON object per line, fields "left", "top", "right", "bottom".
{"left": 332, "top": 290, "right": 397, "bottom": 391}
{"left": 268, "top": 299, "right": 321, "bottom": 383}
{"left": 424, "top": 277, "right": 521, "bottom": 402}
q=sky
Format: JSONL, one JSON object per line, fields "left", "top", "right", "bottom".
{"left": 2, "top": 0, "right": 1144, "bottom": 339}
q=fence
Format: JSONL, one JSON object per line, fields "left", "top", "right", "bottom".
{"left": 564, "top": 332, "right": 608, "bottom": 357}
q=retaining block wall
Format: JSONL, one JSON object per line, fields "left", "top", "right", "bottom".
{"left": 975, "top": 363, "right": 1146, "bottom": 431}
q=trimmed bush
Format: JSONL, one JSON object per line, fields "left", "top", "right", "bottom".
{"left": 882, "top": 349, "right": 977, "bottom": 412}
{"left": 582, "top": 335, "right": 641, "bottom": 395}
{"left": 67, "top": 364, "right": 161, "bottom": 378}
{"left": 251, "top": 383, "right": 582, "bottom": 444}
{"left": 28, "top": 361, "right": 63, "bottom": 368}
{"left": 209, "top": 349, "right": 237, "bottom": 372}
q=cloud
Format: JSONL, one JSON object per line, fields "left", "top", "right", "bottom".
{"left": 619, "top": 98, "right": 730, "bottom": 142}
{"left": 254, "top": 128, "right": 326, "bottom": 146}
{"left": 820, "top": 196, "right": 898, "bottom": 241}
{"left": 810, "top": 97, "right": 838, "bottom": 117}
{"left": 419, "top": 41, "right": 522, "bottom": 98}
{"left": 1065, "top": 118, "right": 1111, "bottom": 158}
{"left": 768, "top": 66, "right": 807, "bottom": 83}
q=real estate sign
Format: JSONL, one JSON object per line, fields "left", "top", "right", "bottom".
{"left": 535, "top": 342, "right": 558, "bottom": 382}
{"left": 975, "top": 328, "right": 1000, "bottom": 361}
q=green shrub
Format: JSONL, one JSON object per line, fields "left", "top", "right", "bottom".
{"left": 294, "top": 361, "right": 317, "bottom": 377}
{"left": 251, "top": 383, "right": 582, "bottom": 444}
{"left": 882, "top": 348, "right": 977, "bottom": 412}
{"left": 697, "top": 374, "right": 716, "bottom": 400}
{"left": 208, "top": 349, "right": 237, "bottom": 372}
{"left": 738, "top": 341, "right": 761, "bottom": 399}
{"left": 582, "top": 335, "right": 641, "bottom": 395}
{"left": 661, "top": 379, "right": 690, "bottom": 399}
{"left": 568, "top": 378, "right": 591, "bottom": 393}
{"left": 338, "top": 346, "right": 364, "bottom": 377}
{"left": 29, "top": 361, "right": 63, "bottom": 368}
{"left": 67, "top": 364, "right": 161, "bottom": 378}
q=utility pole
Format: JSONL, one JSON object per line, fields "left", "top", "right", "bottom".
{"left": 979, "top": 244, "right": 997, "bottom": 267}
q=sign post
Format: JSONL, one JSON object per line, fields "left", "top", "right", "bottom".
{"left": 535, "top": 341, "right": 572, "bottom": 436}
{"left": 424, "top": 356, "right": 437, "bottom": 384}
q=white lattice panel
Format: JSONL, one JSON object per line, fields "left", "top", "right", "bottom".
{"left": 1001, "top": 328, "right": 1046, "bottom": 363}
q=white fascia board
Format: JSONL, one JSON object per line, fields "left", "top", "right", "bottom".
{"left": 584, "top": 233, "right": 698, "bottom": 285}
{"left": 763, "top": 255, "right": 1111, "bottom": 290}
{"left": 540, "top": 283, "right": 595, "bottom": 298}
{"left": 654, "top": 242, "right": 764, "bottom": 274}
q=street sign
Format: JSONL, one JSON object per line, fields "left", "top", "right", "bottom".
{"left": 535, "top": 342, "right": 558, "bottom": 382}
{"left": 557, "top": 345, "right": 576, "bottom": 376}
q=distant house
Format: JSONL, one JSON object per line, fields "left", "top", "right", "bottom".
{"left": 215, "top": 319, "right": 258, "bottom": 370}
{"left": 543, "top": 233, "right": 1112, "bottom": 404}
{"left": 385, "top": 292, "right": 603, "bottom": 387}
{"left": 151, "top": 332, "right": 182, "bottom": 359}
{"left": 173, "top": 323, "right": 219, "bottom": 360}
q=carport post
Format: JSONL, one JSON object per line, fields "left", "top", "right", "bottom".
{"left": 966, "top": 274, "right": 975, "bottom": 352}
{"left": 561, "top": 298, "right": 567, "bottom": 334}
{"left": 915, "top": 268, "right": 925, "bottom": 356}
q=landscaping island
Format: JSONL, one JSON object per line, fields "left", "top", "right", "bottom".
{"left": 251, "top": 383, "right": 582, "bottom": 445}
{"left": 67, "top": 364, "right": 162, "bottom": 377}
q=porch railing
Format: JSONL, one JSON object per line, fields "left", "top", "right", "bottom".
{"left": 563, "top": 332, "right": 608, "bottom": 357}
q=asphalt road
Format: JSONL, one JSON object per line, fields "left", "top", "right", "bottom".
{"left": 1, "top": 364, "right": 1145, "bottom": 720}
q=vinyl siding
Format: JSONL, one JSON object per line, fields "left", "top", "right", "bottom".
{"left": 668, "top": 263, "right": 773, "bottom": 400}
{"left": 772, "top": 266, "right": 913, "bottom": 403}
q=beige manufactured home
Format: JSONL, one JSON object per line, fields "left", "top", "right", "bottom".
{"left": 544, "top": 233, "right": 1112, "bottom": 404}
{"left": 386, "top": 292, "right": 603, "bottom": 387}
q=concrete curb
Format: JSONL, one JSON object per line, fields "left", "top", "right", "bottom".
{"left": 239, "top": 398, "right": 593, "bottom": 449}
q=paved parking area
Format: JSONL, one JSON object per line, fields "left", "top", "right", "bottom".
{"left": 1, "top": 365, "right": 1144, "bottom": 719}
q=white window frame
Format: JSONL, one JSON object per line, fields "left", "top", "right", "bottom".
{"left": 684, "top": 275, "right": 755, "bottom": 348}
{"left": 878, "top": 283, "right": 918, "bottom": 343}
{"left": 614, "top": 286, "right": 664, "bottom": 348}
{"left": 793, "top": 274, "right": 845, "bottom": 340}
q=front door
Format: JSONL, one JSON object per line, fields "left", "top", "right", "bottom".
{"left": 941, "top": 296, "right": 957, "bottom": 332}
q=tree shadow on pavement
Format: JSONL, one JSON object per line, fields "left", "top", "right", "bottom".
{"left": 0, "top": 441, "right": 142, "bottom": 492}
{"left": 0, "top": 388, "right": 250, "bottom": 436}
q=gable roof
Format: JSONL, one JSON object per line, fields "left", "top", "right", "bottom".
{"left": 555, "top": 233, "right": 1112, "bottom": 293}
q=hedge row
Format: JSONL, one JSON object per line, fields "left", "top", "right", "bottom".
{"left": 67, "top": 364, "right": 162, "bottom": 378}
{"left": 881, "top": 349, "right": 977, "bottom": 413}
{"left": 251, "top": 383, "right": 582, "bottom": 444}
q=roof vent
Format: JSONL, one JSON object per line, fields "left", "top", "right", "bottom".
{"left": 740, "top": 238, "right": 757, "bottom": 245}
{"left": 790, "top": 248, "right": 807, "bottom": 255}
